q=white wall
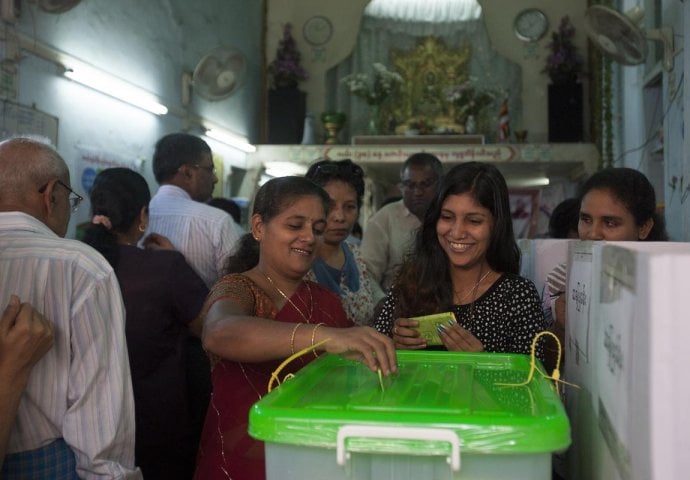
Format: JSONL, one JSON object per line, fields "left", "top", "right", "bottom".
{"left": 3, "top": 0, "right": 263, "bottom": 237}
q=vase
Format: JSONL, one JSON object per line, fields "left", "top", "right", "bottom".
{"left": 267, "top": 86, "right": 307, "bottom": 144}
{"left": 321, "top": 111, "right": 346, "bottom": 145}
{"left": 465, "top": 115, "right": 477, "bottom": 135}
{"left": 548, "top": 82, "right": 583, "bottom": 142}
{"left": 367, "top": 105, "right": 383, "bottom": 135}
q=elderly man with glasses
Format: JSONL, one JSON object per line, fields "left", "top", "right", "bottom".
{"left": 361, "top": 152, "right": 443, "bottom": 291}
{"left": 0, "top": 137, "right": 141, "bottom": 479}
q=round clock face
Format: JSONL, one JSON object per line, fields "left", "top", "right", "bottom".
{"left": 302, "top": 15, "right": 333, "bottom": 46}
{"left": 514, "top": 8, "right": 549, "bottom": 42}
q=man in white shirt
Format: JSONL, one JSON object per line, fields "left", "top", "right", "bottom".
{"left": 146, "top": 133, "right": 242, "bottom": 463}
{"left": 147, "top": 133, "right": 241, "bottom": 288}
{"left": 0, "top": 137, "right": 141, "bottom": 479}
{"left": 361, "top": 153, "right": 443, "bottom": 291}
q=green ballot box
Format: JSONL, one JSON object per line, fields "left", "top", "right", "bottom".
{"left": 249, "top": 351, "right": 570, "bottom": 480}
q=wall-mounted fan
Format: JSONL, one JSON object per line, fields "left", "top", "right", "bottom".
{"left": 183, "top": 46, "right": 247, "bottom": 104}
{"left": 584, "top": 5, "right": 674, "bottom": 71}
{"left": 31, "top": 0, "right": 81, "bottom": 13}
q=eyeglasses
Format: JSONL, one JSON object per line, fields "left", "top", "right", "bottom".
{"left": 38, "top": 180, "right": 84, "bottom": 213}
{"left": 399, "top": 177, "right": 438, "bottom": 192}
{"left": 312, "top": 161, "right": 364, "bottom": 178}
{"left": 192, "top": 163, "right": 217, "bottom": 175}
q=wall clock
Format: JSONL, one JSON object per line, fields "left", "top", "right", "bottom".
{"left": 514, "top": 8, "right": 549, "bottom": 42}
{"left": 302, "top": 15, "right": 333, "bottom": 46}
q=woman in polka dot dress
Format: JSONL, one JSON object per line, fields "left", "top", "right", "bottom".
{"left": 373, "top": 161, "right": 546, "bottom": 360}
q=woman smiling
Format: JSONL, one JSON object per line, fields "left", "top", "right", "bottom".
{"left": 374, "top": 162, "right": 545, "bottom": 358}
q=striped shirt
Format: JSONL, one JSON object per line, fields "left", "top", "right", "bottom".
{"left": 360, "top": 200, "right": 421, "bottom": 291}
{"left": 147, "top": 185, "right": 241, "bottom": 288}
{"left": 0, "top": 212, "right": 141, "bottom": 479}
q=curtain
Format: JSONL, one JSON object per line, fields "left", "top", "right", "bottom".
{"left": 326, "top": 11, "right": 523, "bottom": 141}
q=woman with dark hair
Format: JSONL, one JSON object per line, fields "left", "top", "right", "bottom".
{"left": 577, "top": 167, "right": 668, "bottom": 241}
{"left": 549, "top": 197, "right": 580, "bottom": 239}
{"left": 304, "top": 159, "right": 384, "bottom": 325}
{"left": 545, "top": 167, "right": 668, "bottom": 371}
{"left": 81, "top": 167, "right": 209, "bottom": 480}
{"left": 194, "top": 176, "right": 396, "bottom": 480}
{"left": 373, "top": 161, "right": 545, "bottom": 358}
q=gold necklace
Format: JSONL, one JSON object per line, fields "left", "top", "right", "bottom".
{"left": 454, "top": 269, "right": 492, "bottom": 303}
{"left": 262, "top": 272, "right": 313, "bottom": 323}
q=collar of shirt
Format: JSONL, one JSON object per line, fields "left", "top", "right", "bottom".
{"left": 0, "top": 211, "right": 59, "bottom": 238}
{"left": 395, "top": 200, "right": 415, "bottom": 219}
{"left": 156, "top": 184, "right": 193, "bottom": 200}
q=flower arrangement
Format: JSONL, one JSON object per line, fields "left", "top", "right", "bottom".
{"left": 445, "top": 79, "right": 498, "bottom": 125}
{"left": 341, "top": 63, "right": 403, "bottom": 106}
{"left": 268, "top": 23, "right": 308, "bottom": 89}
{"left": 543, "top": 16, "right": 583, "bottom": 85}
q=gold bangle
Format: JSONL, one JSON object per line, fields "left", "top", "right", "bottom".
{"left": 311, "top": 323, "right": 325, "bottom": 358}
{"left": 290, "top": 323, "right": 303, "bottom": 355}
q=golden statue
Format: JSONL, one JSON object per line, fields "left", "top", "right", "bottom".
{"left": 388, "top": 37, "right": 471, "bottom": 134}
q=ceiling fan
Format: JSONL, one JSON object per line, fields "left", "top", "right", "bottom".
{"left": 584, "top": 5, "right": 674, "bottom": 71}
{"left": 182, "top": 46, "right": 248, "bottom": 105}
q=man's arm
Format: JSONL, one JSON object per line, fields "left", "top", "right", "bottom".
{"left": 0, "top": 296, "right": 53, "bottom": 469}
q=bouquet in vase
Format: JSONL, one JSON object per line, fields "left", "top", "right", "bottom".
{"left": 341, "top": 63, "right": 403, "bottom": 106}
{"left": 445, "top": 79, "right": 498, "bottom": 128}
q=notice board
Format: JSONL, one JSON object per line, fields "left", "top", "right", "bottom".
{"left": 0, "top": 100, "right": 59, "bottom": 146}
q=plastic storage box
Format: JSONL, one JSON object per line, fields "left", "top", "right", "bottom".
{"left": 249, "top": 351, "right": 570, "bottom": 480}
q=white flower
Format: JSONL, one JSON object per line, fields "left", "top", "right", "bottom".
{"left": 341, "top": 64, "right": 403, "bottom": 106}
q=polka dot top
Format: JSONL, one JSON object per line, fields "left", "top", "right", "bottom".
{"left": 374, "top": 273, "right": 546, "bottom": 360}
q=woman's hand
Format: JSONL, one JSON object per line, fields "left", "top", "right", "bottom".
{"left": 391, "top": 318, "right": 427, "bottom": 350}
{"left": 142, "top": 233, "right": 175, "bottom": 251}
{"left": 438, "top": 322, "right": 484, "bottom": 352}
{"left": 319, "top": 326, "right": 397, "bottom": 376}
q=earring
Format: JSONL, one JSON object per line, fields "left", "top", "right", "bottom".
{"left": 139, "top": 224, "right": 147, "bottom": 232}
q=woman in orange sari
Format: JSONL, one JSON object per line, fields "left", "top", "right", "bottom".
{"left": 194, "top": 176, "right": 397, "bottom": 480}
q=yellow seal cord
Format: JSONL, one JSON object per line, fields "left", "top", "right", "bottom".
{"left": 267, "top": 338, "right": 330, "bottom": 393}
{"left": 495, "top": 330, "right": 580, "bottom": 395}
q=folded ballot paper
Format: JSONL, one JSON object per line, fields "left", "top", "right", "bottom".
{"left": 411, "top": 312, "right": 457, "bottom": 346}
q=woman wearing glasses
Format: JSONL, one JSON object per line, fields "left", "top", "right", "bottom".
{"left": 81, "top": 168, "right": 209, "bottom": 480}
{"left": 304, "top": 159, "right": 385, "bottom": 325}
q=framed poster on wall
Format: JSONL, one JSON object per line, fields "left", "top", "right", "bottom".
{"left": 0, "top": 100, "right": 59, "bottom": 146}
{"left": 509, "top": 188, "right": 540, "bottom": 239}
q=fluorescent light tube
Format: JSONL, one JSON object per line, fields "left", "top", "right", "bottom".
{"left": 205, "top": 128, "right": 256, "bottom": 153}
{"left": 264, "top": 161, "right": 307, "bottom": 178}
{"left": 64, "top": 65, "right": 168, "bottom": 115}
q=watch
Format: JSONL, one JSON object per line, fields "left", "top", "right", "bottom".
{"left": 302, "top": 15, "right": 333, "bottom": 46}
{"left": 514, "top": 8, "right": 549, "bottom": 42}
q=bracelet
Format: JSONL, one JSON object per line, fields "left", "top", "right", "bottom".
{"left": 311, "top": 323, "right": 325, "bottom": 358}
{"left": 290, "top": 323, "right": 303, "bottom": 355}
